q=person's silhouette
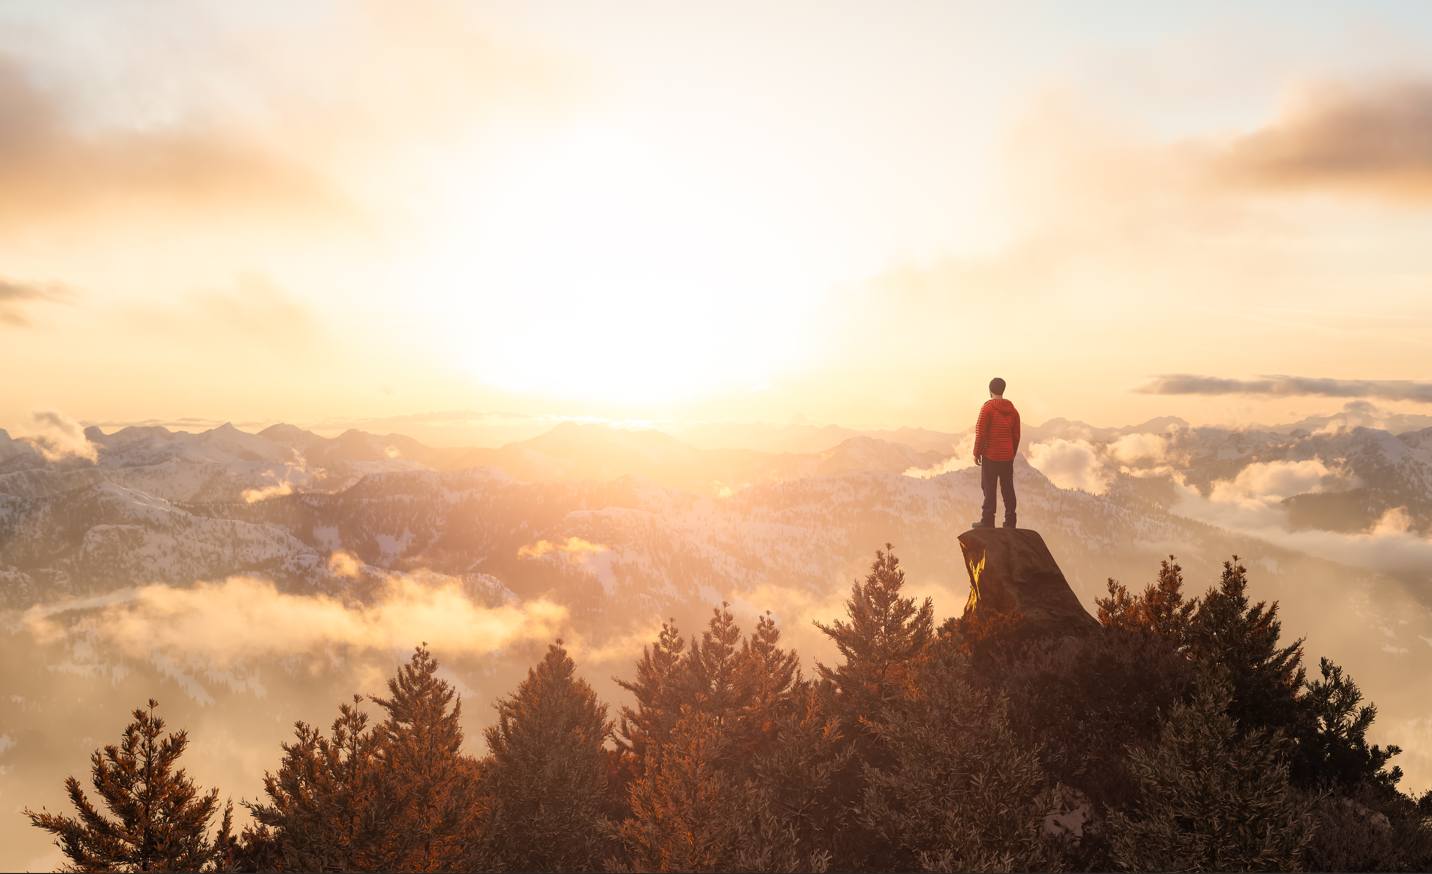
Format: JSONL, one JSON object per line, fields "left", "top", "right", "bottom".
{"left": 971, "top": 377, "right": 1020, "bottom": 529}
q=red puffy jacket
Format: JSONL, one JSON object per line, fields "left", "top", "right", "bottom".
{"left": 973, "top": 398, "right": 1021, "bottom": 461}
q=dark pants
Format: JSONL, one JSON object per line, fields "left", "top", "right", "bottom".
{"left": 981, "top": 458, "right": 1016, "bottom": 526}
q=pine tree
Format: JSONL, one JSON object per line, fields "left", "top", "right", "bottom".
{"left": 369, "top": 643, "right": 481, "bottom": 872}
{"left": 732, "top": 610, "right": 802, "bottom": 762}
{"left": 613, "top": 607, "right": 812, "bottom": 871}
{"left": 1187, "top": 557, "right": 1306, "bottom": 739}
{"left": 25, "top": 698, "right": 235, "bottom": 873}
{"left": 681, "top": 604, "right": 802, "bottom": 775}
{"left": 246, "top": 695, "right": 402, "bottom": 872}
{"left": 684, "top": 603, "right": 747, "bottom": 733}
{"left": 478, "top": 640, "right": 611, "bottom": 872}
{"left": 618, "top": 708, "right": 734, "bottom": 873}
{"left": 1292, "top": 656, "right": 1403, "bottom": 792}
{"left": 813, "top": 544, "right": 933, "bottom": 716}
{"left": 855, "top": 639, "right": 1057, "bottom": 873}
{"left": 1107, "top": 669, "right": 1319, "bottom": 872}
{"left": 718, "top": 687, "right": 850, "bottom": 873}
{"left": 1097, "top": 555, "right": 1197, "bottom": 648}
{"left": 614, "top": 618, "right": 688, "bottom": 771}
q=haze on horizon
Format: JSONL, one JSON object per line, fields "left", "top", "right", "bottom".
{"left": 3, "top": 0, "right": 1432, "bottom": 438}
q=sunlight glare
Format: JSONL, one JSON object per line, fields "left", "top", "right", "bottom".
{"left": 421, "top": 132, "right": 813, "bottom": 404}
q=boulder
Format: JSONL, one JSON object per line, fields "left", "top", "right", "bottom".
{"left": 957, "top": 528, "right": 1099, "bottom": 638}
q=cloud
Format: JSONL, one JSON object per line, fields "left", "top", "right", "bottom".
{"left": 1215, "top": 80, "right": 1432, "bottom": 200}
{"left": 1107, "top": 431, "right": 1174, "bottom": 466}
{"left": 0, "top": 3, "right": 579, "bottom": 234}
{"left": 22, "top": 573, "right": 569, "bottom": 666}
{"left": 19, "top": 409, "right": 98, "bottom": 463}
{"left": 241, "top": 482, "right": 294, "bottom": 503}
{"left": 0, "top": 53, "right": 341, "bottom": 230}
{"left": 328, "top": 550, "right": 363, "bottom": 578}
{"left": 1135, "top": 374, "right": 1432, "bottom": 404}
{"left": 1207, "top": 458, "right": 1351, "bottom": 508}
{"left": 518, "top": 537, "right": 610, "bottom": 563}
{"left": 0, "top": 278, "right": 75, "bottom": 327}
{"left": 1173, "top": 481, "right": 1432, "bottom": 576}
{"left": 1025, "top": 438, "right": 1114, "bottom": 495}
{"left": 903, "top": 432, "right": 977, "bottom": 479}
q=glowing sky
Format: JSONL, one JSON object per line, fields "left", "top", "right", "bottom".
{"left": 4, "top": 0, "right": 1432, "bottom": 439}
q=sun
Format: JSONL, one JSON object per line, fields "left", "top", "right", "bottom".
{"left": 412, "top": 131, "right": 815, "bottom": 405}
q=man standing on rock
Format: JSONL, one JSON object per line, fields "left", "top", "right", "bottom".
{"left": 972, "top": 377, "right": 1020, "bottom": 529}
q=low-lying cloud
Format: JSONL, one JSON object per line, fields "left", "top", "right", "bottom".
{"left": 21, "top": 409, "right": 98, "bottom": 463}
{"left": 1025, "top": 438, "right": 1115, "bottom": 494}
{"left": 1209, "top": 458, "right": 1352, "bottom": 507}
{"left": 903, "top": 432, "right": 977, "bottom": 479}
{"left": 22, "top": 574, "right": 569, "bottom": 666}
{"left": 518, "top": 537, "right": 609, "bottom": 562}
{"left": 1136, "top": 374, "right": 1432, "bottom": 404}
{"left": 241, "top": 482, "right": 294, "bottom": 503}
{"left": 1172, "top": 475, "right": 1432, "bottom": 576}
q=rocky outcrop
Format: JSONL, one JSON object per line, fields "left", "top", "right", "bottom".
{"left": 957, "top": 528, "right": 1099, "bottom": 638}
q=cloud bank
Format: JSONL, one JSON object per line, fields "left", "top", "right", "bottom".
{"left": 22, "top": 574, "right": 568, "bottom": 666}
{"left": 1136, "top": 374, "right": 1432, "bottom": 404}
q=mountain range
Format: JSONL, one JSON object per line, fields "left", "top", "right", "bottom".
{"left": 2, "top": 413, "right": 1431, "bottom": 868}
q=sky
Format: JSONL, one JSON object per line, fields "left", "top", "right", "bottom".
{"left": 3, "top": 0, "right": 1432, "bottom": 442}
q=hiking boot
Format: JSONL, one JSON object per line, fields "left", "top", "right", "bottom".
{"left": 1002, "top": 519, "right": 1017, "bottom": 529}
{"left": 971, "top": 520, "right": 995, "bottom": 529}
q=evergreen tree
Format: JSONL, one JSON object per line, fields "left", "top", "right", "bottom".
{"left": 618, "top": 708, "right": 733, "bottom": 873}
{"left": 1097, "top": 556, "right": 1198, "bottom": 648}
{"left": 478, "top": 640, "right": 611, "bottom": 872}
{"left": 1107, "top": 669, "right": 1319, "bottom": 872}
{"left": 684, "top": 603, "right": 747, "bottom": 733}
{"left": 1000, "top": 626, "right": 1194, "bottom": 826}
{"left": 731, "top": 610, "right": 802, "bottom": 761}
{"left": 683, "top": 604, "right": 802, "bottom": 775}
{"left": 717, "top": 687, "right": 849, "bottom": 873}
{"left": 614, "top": 618, "right": 688, "bottom": 771}
{"left": 369, "top": 643, "right": 481, "bottom": 872}
{"left": 246, "top": 694, "right": 402, "bottom": 872}
{"left": 25, "top": 698, "right": 235, "bottom": 873}
{"left": 1187, "top": 557, "right": 1306, "bottom": 739}
{"left": 1293, "top": 656, "right": 1403, "bottom": 792}
{"left": 813, "top": 544, "right": 933, "bottom": 717}
{"left": 858, "top": 640, "right": 1057, "bottom": 873}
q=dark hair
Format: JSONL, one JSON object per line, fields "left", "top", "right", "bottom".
{"left": 990, "top": 377, "right": 1007, "bottom": 395}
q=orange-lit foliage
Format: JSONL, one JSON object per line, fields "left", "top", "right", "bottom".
{"left": 247, "top": 646, "right": 479, "bottom": 873}
{"left": 948, "top": 604, "right": 1033, "bottom": 673}
{"left": 1097, "top": 555, "right": 1197, "bottom": 647}
{"left": 24, "top": 699, "right": 235, "bottom": 873}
